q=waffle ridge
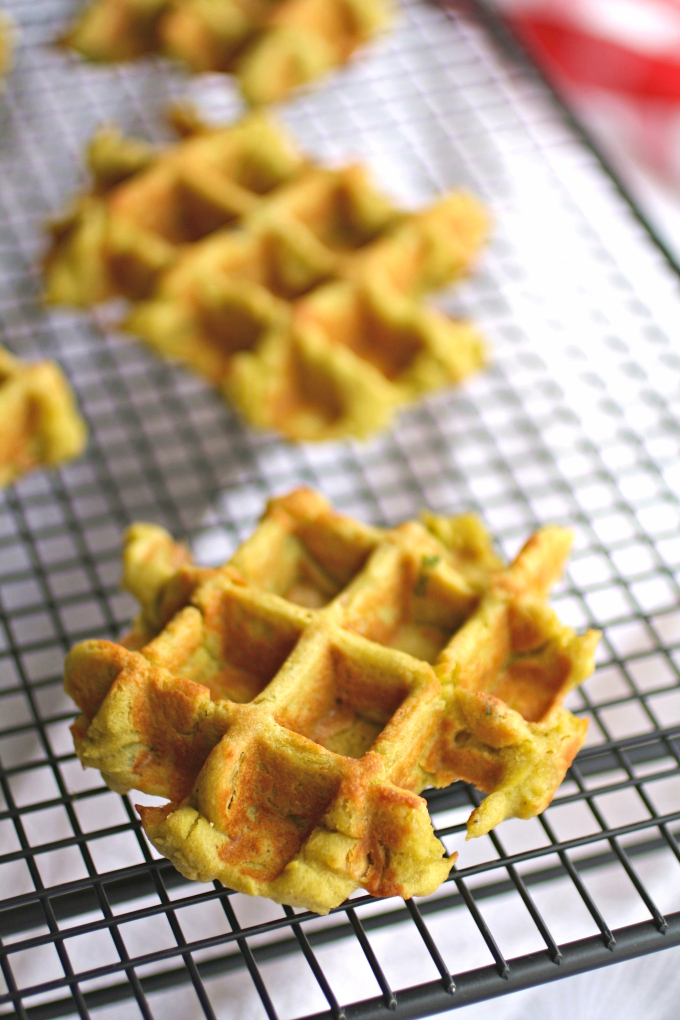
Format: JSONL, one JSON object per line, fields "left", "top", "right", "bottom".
{"left": 45, "top": 111, "right": 489, "bottom": 440}
{"left": 0, "top": 345, "right": 87, "bottom": 488}
{"left": 65, "top": 488, "right": 599, "bottom": 914}
{"left": 60, "top": 0, "right": 393, "bottom": 105}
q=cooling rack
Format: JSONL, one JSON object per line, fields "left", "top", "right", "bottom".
{"left": 2, "top": 0, "right": 680, "bottom": 1017}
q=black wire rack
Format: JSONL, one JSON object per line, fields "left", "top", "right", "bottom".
{"left": 2, "top": 1, "right": 680, "bottom": 1017}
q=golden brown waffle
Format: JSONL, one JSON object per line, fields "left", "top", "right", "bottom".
{"left": 0, "top": 345, "right": 87, "bottom": 487}
{"left": 45, "top": 112, "right": 489, "bottom": 440}
{"left": 64, "top": 488, "right": 599, "bottom": 914}
{"left": 61, "top": 0, "right": 392, "bottom": 105}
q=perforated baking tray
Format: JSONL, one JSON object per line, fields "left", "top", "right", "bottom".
{"left": 2, "top": 1, "right": 680, "bottom": 1017}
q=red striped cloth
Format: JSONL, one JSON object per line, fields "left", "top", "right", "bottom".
{"left": 497, "top": 0, "right": 680, "bottom": 182}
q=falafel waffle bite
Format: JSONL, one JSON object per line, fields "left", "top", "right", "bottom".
{"left": 0, "top": 345, "right": 87, "bottom": 488}
{"left": 61, "top": 0, "right": 392, "bottom": 106}
{"left": 64, "top": 488, "right": 599, "bottom": 914}
{"left": 45, "top": 111, "right": 489, "bottom": 441}
{"left": 0, "top": 11, "right": 14, "bottom": 80}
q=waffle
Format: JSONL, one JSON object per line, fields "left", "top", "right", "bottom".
{"left": 45, "top": 112, "right": 489, "bottom": 440}
{"left": 0, "top": 12, "right": 14, "bottom": 80}
{"left": 61, "top": 0, "right": 392, "bottom": 105}
{"left": 0, "top": 345, "right": 87, "bottom": 487}
{"left": 64, "top": 488, "right": 599, "bottom": 914}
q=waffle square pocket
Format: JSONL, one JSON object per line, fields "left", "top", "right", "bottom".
{"left": 65, "top": 489, "right": 599, "bottom": 914}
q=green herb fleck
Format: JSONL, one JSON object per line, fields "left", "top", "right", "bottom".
{"left": 414, "top": 555, "right": 441, "bottom": 597}
{"left": 422, "top": 554, "right": 441, "bottom": 569}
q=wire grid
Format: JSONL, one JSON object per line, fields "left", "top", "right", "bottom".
{"left": 2, "top": 0, "right": 680, "bottom": 1017}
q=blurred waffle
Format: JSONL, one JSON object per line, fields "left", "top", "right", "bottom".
{"left": 45, "top": 112, "right": 489, "bottom": 440}
{"left": 0, "top": 345, "right": 87, "bottom": 487}
{"left": 61, "top": 0, "right": 392, "bottom": 105}
{"left": 0, "top": 12, "right": 14, "bottom": 80}
{"left": 64, "top": 488, "right": 599, "bottom": 914}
